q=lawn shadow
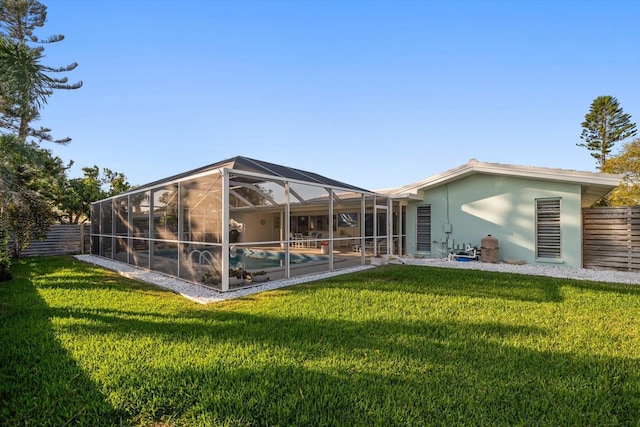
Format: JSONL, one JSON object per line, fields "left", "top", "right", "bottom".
{"left": 55, "top": 307, "right": 639, "bottom": 425}
{"left": 147, "top": 348, "right": 639, "bottom": 426}
{"left": 21, "top": 255, "right": 178, "bottom": 298}
{"left": 0, "top": 262, "right": 125, "bottom": 425}
{"left": 310, "top": 265, "right": 565, "bottom": 303}
{"left": 8, "top": 257, "right": 640, "bottom": 425}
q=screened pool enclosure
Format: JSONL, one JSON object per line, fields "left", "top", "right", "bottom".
{"left": 91, "top": 156, "right": 406, "bottom": 291}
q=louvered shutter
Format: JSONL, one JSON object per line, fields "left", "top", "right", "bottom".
{"left": 417, "top": 206, "right": 431, "bottom": 252}
{"left": 536, "top": 199, "right": 561, "bottom": 259}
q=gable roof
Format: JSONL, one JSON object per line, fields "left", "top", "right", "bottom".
{"left": 129, "top": 155, "right": 372, "bottom": 194}
{"left": 384, "top": 159, "right": 623, "bottom": 207}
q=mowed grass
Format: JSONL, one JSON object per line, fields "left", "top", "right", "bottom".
{"left": 1, "top": 257, "right": 639, "bottom": 426}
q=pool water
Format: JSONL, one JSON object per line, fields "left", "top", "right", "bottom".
{"left": 230, "top": 248, "right": 329, "bottom": 270}
{"left": 152, "top": 247, "right": 329, "bottom": 271}
{"left": 230, "top": 255, "right": 283, "bottom": 270}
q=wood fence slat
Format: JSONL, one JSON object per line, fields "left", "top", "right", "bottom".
{"left": 583, "top": 207, "right": 640, "bottom": 272}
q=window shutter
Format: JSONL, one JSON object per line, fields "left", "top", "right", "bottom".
{"left": 536, "top": 199, "right": 561, "bottom": 259}
{"left": 417, "top": 206, "right": 431, "bottom": 252}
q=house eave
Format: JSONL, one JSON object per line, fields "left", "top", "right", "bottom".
{"left": 391, "top": 159, "right": 623, "bottom": 196}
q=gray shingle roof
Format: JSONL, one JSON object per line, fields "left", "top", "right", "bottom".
{"left": 128, "top": 156, "right": 372, "bottom": 194}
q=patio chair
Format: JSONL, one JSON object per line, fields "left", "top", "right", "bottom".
{"left": 353, "top": 238, "right": 387, "bottom": 254}
{"left": 309, "top": 232, "right": 322, "bottom": 248}
{"left": 292, "top": 232, "right": 305, "bottom": 248}
{"left": 352, "top": 238, "right": 370, "bottom": 253}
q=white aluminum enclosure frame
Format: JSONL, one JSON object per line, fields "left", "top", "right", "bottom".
{"left": 90, "top": 159, "right": 399, "bottom": 292}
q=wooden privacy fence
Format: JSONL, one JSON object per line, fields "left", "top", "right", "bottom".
{"left": 20, "top": 224, "right": 89, "bottom": 257}
{"left": 583, "top": 207, "right": 640, "bottom": 272}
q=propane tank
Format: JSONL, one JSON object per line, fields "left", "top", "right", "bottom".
{"left": 480, "top": 234, "right": 499, "bottom": 263}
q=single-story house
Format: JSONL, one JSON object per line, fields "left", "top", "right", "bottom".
{"left": 90, "top": 156, "right": 622, "bottom": 291}
{"left": 383, "top": 159, "right": 622, "bottom": 267}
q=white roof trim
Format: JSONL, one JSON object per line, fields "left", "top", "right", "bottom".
{"left": 389, "top": 159, "right": 623, "bottom": 195}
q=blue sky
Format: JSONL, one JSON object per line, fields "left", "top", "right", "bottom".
{"left": 39, "top": 0, "right": 640, "bottom": 191}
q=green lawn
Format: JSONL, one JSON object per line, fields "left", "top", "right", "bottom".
{"left": 1, "top": 256, "right": 639, "bottom": 426}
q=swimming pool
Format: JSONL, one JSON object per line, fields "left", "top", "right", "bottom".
{"left": 230, "top": 248, "right": 329, "bottom": 270}
{"left": 229, "top": 254, "right": 282, "bottom": 270}
{"left": 153, "top": 247, "right": 329, "bottom": 271}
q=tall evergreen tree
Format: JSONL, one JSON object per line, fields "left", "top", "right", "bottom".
{"left": 0, "top": 0, "right": 82, "bottom": 143}
{"left": 578, "top": 96, "right": 637, "bottom": 170}
{"left": 0, "top": 36, "right": 51, "bottom": 134}
{"left": 0, "top": 31, "right": 69, "bottom": 263}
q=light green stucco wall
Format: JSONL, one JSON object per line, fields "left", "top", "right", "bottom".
{"left": 405, "top": 174, "right": 583, "bottom": 267}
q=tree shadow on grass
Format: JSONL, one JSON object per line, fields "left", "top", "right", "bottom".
{"left": 307, "top": 265, "right": 566, "bottom": 303}
{"left": 30, "top": 267, "right": 640, "bottom": 426}
{"left": 48, "top": 306, "right": 639, "bottom": 426}
{"left": 311, "top": 264, "right": 640, "bottom": 303}
{"left": 0, "top": 262, "right": 125, "bottom": 426}
{"left": 136, "top": 349, "right": 640, "bottom": 426}
{"left": 19, "top": 256, "right": 179, "bottom": 300}
{"left": 9, "top": 257, "right": 640, "bottom": 425}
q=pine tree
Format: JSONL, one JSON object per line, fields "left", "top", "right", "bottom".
{"left": 0, "top": 0, "right": 82, "bottom": 143}
{"left": 578, "top": 96, "right": 637, "bottom": 170}
{"left": 0, "top": 37, "right": 51, "bottom": 134}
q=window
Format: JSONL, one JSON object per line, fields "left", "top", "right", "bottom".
{"left": 416, "top": 205, "right": 431, "bottom": 252}
{"left": 536, "top": 198, "right": 561, "bottom": 259}
{"left": 291, "top": 215, "right": 329, "bottom": 233}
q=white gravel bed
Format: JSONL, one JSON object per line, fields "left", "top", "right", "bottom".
{"left": 403, "top": 257, "right": 640, "bottom": 285}
{"left": 75, "top": 255, "right": 376, "bottom": 304}
{"left": 75, "top": 255, "right": 639, "bottom": 305}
